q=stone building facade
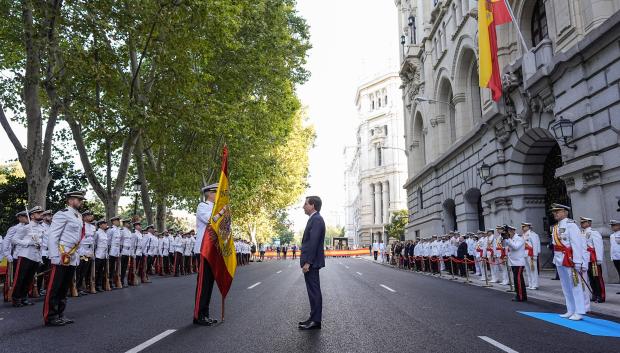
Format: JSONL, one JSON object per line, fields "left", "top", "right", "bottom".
{"left": 395, "top": 0, "right": 620, "bottom": 282}
{"left": 343, "top": 73, "right": 408, "bottom": 246}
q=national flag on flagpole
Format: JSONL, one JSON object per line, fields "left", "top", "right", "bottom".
{"left": 201, "top": 145, "right": 236, "bottom": 301}
{"left": 479, "top": 0, "right": 512, "bottom": 102}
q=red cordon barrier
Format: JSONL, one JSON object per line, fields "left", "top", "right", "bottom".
{"left": 259, "top": 248, "right": 370, "bottom": 258}
{"left": 413, "top": 256, "right": 505, "bottom": 265}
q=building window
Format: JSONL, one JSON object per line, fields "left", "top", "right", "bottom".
{"left": 371, "top": 100, "right": 375, "bottom": 110}
{"left": 384, "top": 125, "right": 388, "bottom": 135}
{"left": 531, "top": 0, "right": 548, "bottom": 47}
{"left": 418, "top": 187, "right": 424, "bottom": 209}
{"left": 384, "top": 95, "right": 388, "bottom": 105}
{"left": 378, "top": 98, "right": 381, "bottom": 108}
{"left": 376, "top": 146, "right": 382, "bottom": 166}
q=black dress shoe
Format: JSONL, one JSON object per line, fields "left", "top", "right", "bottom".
{"left": 193, "top": 318, "right": 213, "bottom": 326}
{"left": 96, "top": 287, "right": 104, "bottom": 292}
{"left": 60, "top": 317, "right": 74, "bottom": 324}
{"left": 299, "top": 321, "right": 321, "bottom": 330}
{"left": 12, "top": 301, "right": 24, "bottom": 308}
{"left": 298, "top": 320, "right": 311, "bottom": 326}
{"left": 45, "top": 318, "right": 66, "bottom": 327}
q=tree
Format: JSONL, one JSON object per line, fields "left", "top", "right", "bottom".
{"left": 0, "top": 159, "right": 88, "bottom": 234}
{"left": 0, "top": 0, "right": 68, "bottom": 208}
{"left": 385, "top": 210, "right": 408, "bottom": 241}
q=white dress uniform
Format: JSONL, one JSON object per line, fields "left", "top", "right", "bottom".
{"left": 194, "top": 200, "right": 214, "bottom": 254}
{"left": 505, "top": 234, "right": 527, "bottom": 301}
{"left": 121, "top": 227, "right": 134, "bottom": 256}
{"left": 494, "top": 235, "right": 509, "bottom": 285}
{"left": 184, "top": 237, "right": 193, "bottom": 257}
{"left": 552, "top": 217, "right": 585, "bottom": 318}
{"left": 486, "top": 235, "right": 498, "bottom": 282}
{"left": 474, "top": 236, "right": 485, "bottom": 277}
{"left": 79, "top": 223, "right": 96, "bottom": 259}
{"left": 523, "top": 229, "right": 541, "bottom": 289}
{"left": 108, "top": 226, "right": 122, "bottom": 258}
{"left": 12, "top": 220, "right": 43, "bottom": 263}
{"left": 94, "top": 229, "right": 109, "bottom": 259}
{"left": 44, "top": 202, "right": 85, "bottom": 325}
{"left": 41, "top": 222, "right": 50, "bottom": 259}
{"left": 134, "top": 231, "right": 144, "bottom": 257}
{"left": 2, "top": 223, "right": 22, "bottom": 262}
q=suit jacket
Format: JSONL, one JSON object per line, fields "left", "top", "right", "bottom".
{"left": 300, "top": 212, "right": 326, "bottom": 269}
{"left": 457, "top": 242, "right": 468, "bottom": 258}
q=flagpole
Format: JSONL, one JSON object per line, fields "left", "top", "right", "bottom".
{"left": 502, "top": 0, "right": 529, "bottom": 51}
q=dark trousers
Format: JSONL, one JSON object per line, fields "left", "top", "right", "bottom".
{"left": 95, "top": 258, "right": 105, "bottom": 289}
{"left": 168, "top": 254, "right": 175, "bottom": 273}
{"left": 304, "top": 267, "right": 322, "bottom": 322}
{"left": 77, "top": 258, "right": 93, "bottom": 289}
{"left": 512, "top": 266, "right": 527, "bottom": 301}
{"left": 37, "top": 257, "right": 50, "bottom": 292}
{"left": 614, "top": 260, "right": 620, "bottom": 283}
{"left": 43, "top": 265, "right": 75, "bottom": 323}
{"left": 588, "top": 263, "right": 606, "bottom": 301}
{"left": 12, "top": 257, "right": 38, "bottom": 302}
{"left": 292, "top": 251, "right": 297, "bottom": 259}
{"left": 373, "top": 251, "right": 378, "bottom": 260}
{"left": 184, "top": 256, "right": 191, "bottom": 273}
{"left": 109, "top": 256, "right": 118, "bottom": 283}
{"left": 162, "top": 256, "right": 170, "bottom": 274}
{"left": 146, "top": 256, "right": 154, "bottom": 274}
{"left": 120, "top": 255, "right": 129, "bottom": 284}
{"left": 457, "top": 257, "right": 466, "bottom": 277}
{"left": 194, "top": 257, "right": 215, "bottom": 320}
{"left": 174, "top": 252, "right": 183, "bottom": 275}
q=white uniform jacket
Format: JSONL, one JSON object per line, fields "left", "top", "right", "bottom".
{"left": 48, "top": 207, "right": 84, "bottom": 266}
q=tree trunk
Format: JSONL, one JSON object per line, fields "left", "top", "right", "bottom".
{"left": 105, "top": 197, "right": 119, "bottom": 220}
{"left": 155, "top": 200, "right": 166, "bottom": 231}
{"left": 134, "top": 136, "right": 154, "bottom": 224}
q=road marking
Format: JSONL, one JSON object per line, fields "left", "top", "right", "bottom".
{"left": 380, "top": 284, "right": 396, "bottom": 293}
{"left": 338, "top": 262, "right": 343, "bottom": 265}
{"left": 276, "top": 270, "right": 282, "bottom": 274}
{"left": 345, "top": 265, "right": 350, "bottom": 269}
{"left": 478, "top": 336, "right": 519, "bottom": 353}
{"left": 247, "top": 282, "right": 261, "bottom": 289}
{"left": 125, "top": 329, "right": 176, "bottom": 353}
{"left": 356, "top": 272, "right": 362, "bottom": 276}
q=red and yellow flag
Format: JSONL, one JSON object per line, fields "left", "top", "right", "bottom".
{"left": 201, "top": 145, "right": 236, "bottom": 298}
{"left": 479, "top": 0, "right": 512, "bottom": 101}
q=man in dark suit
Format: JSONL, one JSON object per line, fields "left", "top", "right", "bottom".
{"left": 298, "top": 196, "right": 326, "bottom": 330}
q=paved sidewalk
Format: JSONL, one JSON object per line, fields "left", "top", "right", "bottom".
{"left": 358, "top": 255, "right": 620, "bottom": 319}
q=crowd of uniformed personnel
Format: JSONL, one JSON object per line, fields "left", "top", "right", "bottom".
{"left": 372, "top": 204, "right": 620, "bottom": 321}
{"left": 0, "top": 190, "right": 251, "bottom": 327}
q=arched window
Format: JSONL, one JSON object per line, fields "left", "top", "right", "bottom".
{"left": 531, "top": 0, "right": 548, "bottom": 47}
{"left": 376, "top": 145, "right": 382, "bottom": 166}
{"left": 384, "top": 95, "right": 388, "bottom": 105}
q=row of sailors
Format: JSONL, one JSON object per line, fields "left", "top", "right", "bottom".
{"left": 1, "top": 206, "right": 200, "bottom": 306}
{"left": 235, "top": 240, "right": 252, "bottom": 266}
{"left": 379, "top": 204, "right": 620, "bottom": 321}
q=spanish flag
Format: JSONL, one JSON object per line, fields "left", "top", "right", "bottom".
{"left": 201, "top": 145, "right": 236, "bottom": 299}
{"left": 479, "top": 0, "right": 512, "bottom": 101}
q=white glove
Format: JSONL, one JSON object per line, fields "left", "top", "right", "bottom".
{"left": 7, "top": 255, "right": 13, "bottom": 262}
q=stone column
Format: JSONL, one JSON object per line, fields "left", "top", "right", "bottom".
{"left": 382, "top": 181, "right": 390, "bottom": 224}
{"left": 374, "top": 183, "right": 382, "bottom": 225}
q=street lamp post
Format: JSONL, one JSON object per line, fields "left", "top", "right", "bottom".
{"left": 477, "top": 162, "right": 493, "bottom": 187}
{"left": 549, "top": 116, "right": 577, "bottom": 150}
{"left": 132, "top": 179, "right": 142, "bottom": 217}
{"left": 408, "top": 15, "right": 416, "bottom": 44}
{"left": 400, "top": 35, "right": 406, "bottom": 58}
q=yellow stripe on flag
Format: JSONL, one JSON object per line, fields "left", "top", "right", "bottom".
{"left": 478, "top": 1, "right": 493, "bottom": 88}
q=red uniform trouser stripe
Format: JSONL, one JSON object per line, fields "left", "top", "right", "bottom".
{"left": 10, "top": 257, "right": 23, "bottom": 298}
{"left": 43, "top": 265, "right": 57, "bottom": 323}
{"left": 193, "top": 256, "right": 205, "bottom": 320}
{"left": 598, "top": 265, "right": 606, "bottom": 300}
{"left": 517, "top": 267, "right": 523, "bottom": 301}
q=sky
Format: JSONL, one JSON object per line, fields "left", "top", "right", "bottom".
{"left": 0, "top": 0, "right": 400, "bottom": 232}
{"left": 290, "top": 0, "right": 400, "bottom": 230}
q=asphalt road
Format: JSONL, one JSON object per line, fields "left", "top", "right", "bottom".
{"left": 1, "top": 257, "right": 619, "bottom": 353}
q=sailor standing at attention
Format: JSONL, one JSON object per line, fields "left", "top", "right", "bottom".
{"left": 193, "top": 184, "right": 219, "bottom": 326}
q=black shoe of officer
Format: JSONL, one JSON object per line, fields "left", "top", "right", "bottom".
{"left": 96, "top": 287, "right": 104, "bottom": 292}
{"left": 60, "top": 317, "right": 75, "bottom": 324}
{"left": 45, "top": 318, "right": 66, "bottom": 326}
{"left": 193, "top": 317, "right": 213, "bottom": 326}
{"left": 12, "top": 301, "right": 24, "bottom": 308}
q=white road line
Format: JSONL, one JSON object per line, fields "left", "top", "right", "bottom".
{"left": 247, "top": 282, "right": 261, "bottom": 289}
{"left": 478, "top": 336, "right": 519, "bottom": 353}
{"left": 380, "top": 284, "right": 396, "bottom": 293}
{"left": 345, "top": 265, "right": 350, "bottom": 269}
{"left": 356, "top": 272, "right": 362, "bottom": 276}
{"left": 125, "top": 329, "right": 176, "bottom": 353}
{"left": 276, "top": 270, "right": 282, "bottom": 274}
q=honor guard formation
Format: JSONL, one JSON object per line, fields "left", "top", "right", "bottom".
{"left": 372, "top": 203, "right": 620, "bottom": 321}
{"left": 0, "top": 189, "right": 252, "bottom": 327}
